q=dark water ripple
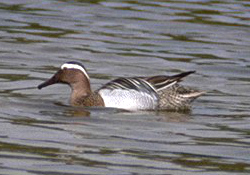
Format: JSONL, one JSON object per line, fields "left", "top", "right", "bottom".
{"left": 0, "top": 0, "right": 250, "bottom": 174}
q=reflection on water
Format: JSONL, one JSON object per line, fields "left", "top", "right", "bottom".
{"left": 0, "top": 0, "right": 250, "bottom": 174}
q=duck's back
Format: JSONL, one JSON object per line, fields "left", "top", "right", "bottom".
{"left": 97, "top": 72, "right": 204, "bottom": 111}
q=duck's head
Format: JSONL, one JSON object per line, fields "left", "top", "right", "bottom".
{"left": 38, "top": 61, "right": 90, "bottom": 90}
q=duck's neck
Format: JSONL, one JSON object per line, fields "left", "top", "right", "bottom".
{"left": 70, "top": 79, "right": 92, "bottom": 106}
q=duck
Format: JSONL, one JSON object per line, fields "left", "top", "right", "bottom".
{"left": 38, "top": 61, "right": 205, "bottom": 111}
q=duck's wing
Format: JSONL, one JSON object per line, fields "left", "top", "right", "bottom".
{"left": 144, "top": 71, "right": 195, "bottom": 91}
{"left": 99, "top": 77, "right": 157, "bottom": 94}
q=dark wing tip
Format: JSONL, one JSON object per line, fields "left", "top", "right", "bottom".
{"left": 37, "top": 84, "right": 43, "bottom": 89}
{"left": 173, "top": 71, "right": 196, "bottom": 79}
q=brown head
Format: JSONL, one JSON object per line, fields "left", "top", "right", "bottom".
{"left": 38, "top": 62, "right": 92, "bottom": 103}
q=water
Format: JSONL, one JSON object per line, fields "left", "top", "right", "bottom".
{"left": 0, "top": 0, "right": 250, "bottom": 174}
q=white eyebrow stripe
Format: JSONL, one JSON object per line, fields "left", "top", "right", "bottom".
{"left": 61, "top": 63, "right": 89, "bottom": 79}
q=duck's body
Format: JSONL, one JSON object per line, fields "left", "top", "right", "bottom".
{"left": 38, "top": 61, "right": 205, "bottom": 111}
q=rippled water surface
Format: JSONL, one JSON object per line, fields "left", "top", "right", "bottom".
{"left": 0, "top": 0, "right": 250, "bottom": 174}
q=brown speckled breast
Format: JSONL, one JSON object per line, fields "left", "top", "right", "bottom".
{"left": 72, "top": 92, "right": 105, "bottom": 107}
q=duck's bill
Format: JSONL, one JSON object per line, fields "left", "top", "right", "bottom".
{"left": 38, "top": 73, "right": 59, "bottom": 89}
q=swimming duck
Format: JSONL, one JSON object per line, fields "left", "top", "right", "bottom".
{"left": 38, "top": 61, "right": 205, "bottom": 111}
